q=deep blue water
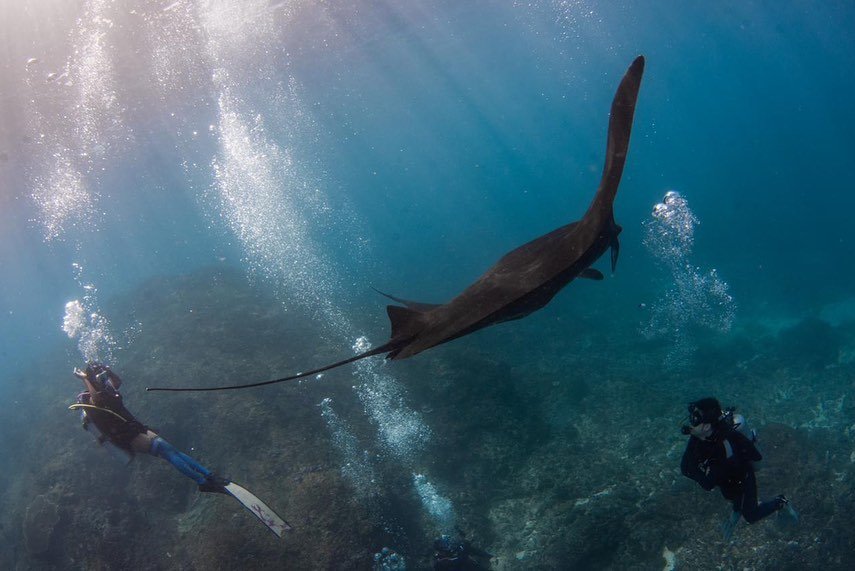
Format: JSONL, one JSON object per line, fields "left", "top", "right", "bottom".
{"left": 2, "top": 1, "right": 853, "bottom": 374}
{"left": 1, "top": 1, "right": 854, "bottom": 568}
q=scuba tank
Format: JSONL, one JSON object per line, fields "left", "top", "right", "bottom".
{"left": 731, "top": 412, "right": 758, "bottom": 443}
{"left": 726, "top": 410, "right": 762, "bottom": 468}
{"left": 719, "top": 408, "right": 763, "bottom": 458}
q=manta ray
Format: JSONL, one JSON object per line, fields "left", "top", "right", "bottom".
{"left": 148, "top": 55, "right": 644, "bottom": 393}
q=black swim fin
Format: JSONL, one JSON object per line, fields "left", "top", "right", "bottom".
{"left": 199, "top": 474, "right": 230, "bottom": 495}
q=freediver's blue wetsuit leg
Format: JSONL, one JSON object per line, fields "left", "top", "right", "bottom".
{"left": 150, "top": 437, "right": 212, "bottom": 484}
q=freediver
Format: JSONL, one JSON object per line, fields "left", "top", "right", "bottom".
{"left": 70, "top": 362, "right": 291, "bottom": 536}
{"left": 680, "top": 397, "right": 797, "bottom": 538}
{"left": 71, "top": 361, "right": 228, "bottom": 492}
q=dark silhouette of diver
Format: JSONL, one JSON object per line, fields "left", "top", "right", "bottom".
{"left": 680, "top": 397, "right": 796, "bottom": 538}
{"left": 433, "top": 532, "right": 492, "bottom": 570}
{"left": 71, "top": 362, "right": 226, "bottom": 491}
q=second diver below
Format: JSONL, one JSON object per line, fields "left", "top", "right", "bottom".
{"left": 70, "top": 361, "right": 289, "bottom": 537}
{"left": 680, "top": 397, "right": 798, "bottom": 538}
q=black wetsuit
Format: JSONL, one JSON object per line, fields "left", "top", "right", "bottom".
{"left": 681, "top": 428, "right": 779, "bottom": 523}
{"left": 433, "top": 540, "right": 489, "bottom": 570}
{"left": 80, "top": 389, "right": 148, "bottom": 452}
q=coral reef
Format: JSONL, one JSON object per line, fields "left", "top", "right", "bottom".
{"left": 776, "top": 317, "right": 842, "bottom": 370}
{"left": 22, "top": 494, "right": 60, "bottom": 557}
{"left": 1, "top": 266, "right": 853, "bottom": 569}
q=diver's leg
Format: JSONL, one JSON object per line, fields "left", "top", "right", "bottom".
{"left": 740, "top": 469, "right": 782, "bottom": 524}
{"left": 149, "top": 436, "right": 211, "bottom": 484}
{"left": 174, "top": 450, "right": 211, "bottom": 477}
{"left": 744, "top": 498, "right": 783, "bottom": 523}
{"left": 131, "top": 430, "right": 158, "bottom": 453}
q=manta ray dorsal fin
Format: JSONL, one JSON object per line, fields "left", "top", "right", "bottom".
{"left": 372, "top": 287, "right": 441, "bottom": 312}
{"left": 386, "top": 305, "right": 425, "bottom": 340}
{"left": 579, "top": 268, "right": 604, "bottom": 280}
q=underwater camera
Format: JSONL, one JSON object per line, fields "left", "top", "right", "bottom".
{"left": 680, "top": 407, "right": 736, "bottom": 435}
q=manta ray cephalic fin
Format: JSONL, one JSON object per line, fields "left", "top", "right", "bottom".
{"left": 578, "top": 268, "right": 604, "bottom": 280}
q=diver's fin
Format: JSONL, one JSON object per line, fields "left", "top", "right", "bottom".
{"left": 199, "top": 475, "right": 230, "bottom": 495}
{"left": 722, "top": 510, "right": 741, "bottom": 541}
{"left": 781, "top": 502, "right": 800, "bottom": 525}
{"left": 372, "top": 287, "right": 440, "bottom": 312}
{"left": 579, "top": 268, "right": 604, "bottom": 280}
{"left": 223, "top": 481, "right": 292, "bottom": 538}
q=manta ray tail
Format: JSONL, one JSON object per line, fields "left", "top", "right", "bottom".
{"left": 146, "top": 343, "right": 396, "bottom": 392}
{"left": 147, "top": 301, "right": 429, "bottom": 392}
{"left": 146, "top": 303, "right": 429, "bottom": 392}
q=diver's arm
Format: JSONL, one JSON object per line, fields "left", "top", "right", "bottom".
{"left": 74, "top": 371, "right": 111, "bottom": 407}
{"left": 681, "top": 440, "right": 717, "bottom": 490}
{"left": 78, "top": 377, "right": 105, "bottom": 406}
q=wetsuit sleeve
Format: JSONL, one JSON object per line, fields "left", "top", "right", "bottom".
{"left": 681, "top": 439, "right": 717, "bottom": 491}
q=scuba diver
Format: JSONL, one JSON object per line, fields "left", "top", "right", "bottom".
{"left": 432, "top": 532, "right": 492, "bottom": 570}
{"left": 70, "top": 361, "right": 290, "bottom": 537}
{"left": 680, "top": 397, "right": 797, "bottom": 538}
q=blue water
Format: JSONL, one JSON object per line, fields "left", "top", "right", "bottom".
{"left": 1, "top": 1, "right": 854, "bottom": 569}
